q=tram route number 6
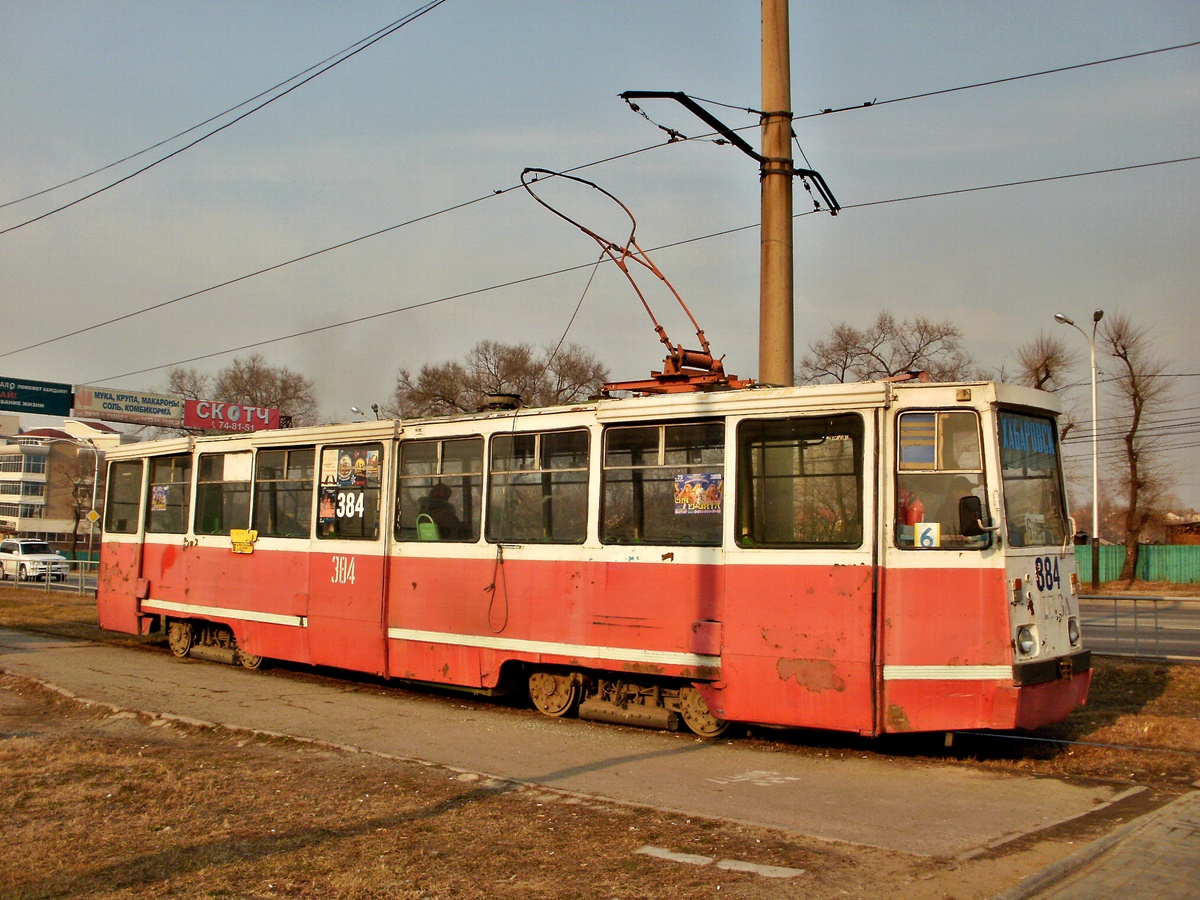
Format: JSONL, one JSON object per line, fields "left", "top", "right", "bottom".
{"left": 332, "top": 556, "right": 356, "bottom": 585}
{"left": 1034, "top": 556, "right": 1061, "bottom": 591}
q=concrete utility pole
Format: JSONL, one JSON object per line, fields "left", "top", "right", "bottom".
{"left": 759, "top": 0, "right": 795, "bottom": 386}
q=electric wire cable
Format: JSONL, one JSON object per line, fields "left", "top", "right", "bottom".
{"left": 0, "top": 0, "right": 449, "bottom": 237}
{"left": 801, "top": 38, "right": 1200, "bottom": 119}
{"left": 842, "top": 155, "right": 1200, "bottom": 212}
{"left": 64, "top": 151, "right": 1200, "bottom": 381}
{"left": 638, "top": 39, "right": 1200, "bottom": 146}
{"left": 96, "top": 255, "right": 609, "bottom": 382}
{"left": 7, "top": 32, "right": 1197, "bottom": 360}
{"left": 0, "top": 7, "right": 440, "bottom": 212}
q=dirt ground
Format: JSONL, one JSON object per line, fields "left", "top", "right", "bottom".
{"left": 1, "top": 584, "right": 1198, "bottom": 899}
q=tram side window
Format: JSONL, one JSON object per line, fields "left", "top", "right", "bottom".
{"left": 396, "top": 437, "right": 483, "bottom": 542}
{"left": 104, "top": 460, "right": 144, "bottom": 534}
{"left": 602, "top": 421, "right": 724, "bottom": 546}
{"left": 194, "top": 452, "right": 252, "bottom": 536}
{"left": 896, "top": 410, "right": 987, "bottom": 550}
{"left": 146, "top": 455, "right": 193, "bottom": 534}
{"left": 736, "top": 415, "right": 863, "bottom": 548}
{"left": 316, "top": 443, "right": 383, "bottom": 540}
{"left": 253, "top": 448, "right": 315, "bottom": 538}
{"left": 487, "top": 429, "right": 588, "bottom": 544}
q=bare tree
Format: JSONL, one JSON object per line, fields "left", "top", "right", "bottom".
{"left": 164, "top": 354, "right": 320, "bottom": 431}
{"left": 797, "top": 312, "right": 982, "bottom": 384}
{"left": 214, "top": 355, "right": 319, "bottom": 426}
{"left": 1012, "top": 332, "right": 1080, "bottom": 391}
{"left": 541, "top": 345, "right": 610, "bottom": 407}
{"left": 1011, "top": 331, "right": 1082, "bottom": 441}
{"left": 166, "top": 367, "right": 210, "bottom": 402}
{"left": 1099, "top": 313, "right": 1175, "bottom": 582}
{"left": 386, "top": 341, "right": 609, "bottom": 417}
{"left": 51, "top": 449, "right": 103, "bottom": 559}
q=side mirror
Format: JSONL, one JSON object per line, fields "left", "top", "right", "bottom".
{"left": 959, "top": 496, "right": 985, "bottom": 536}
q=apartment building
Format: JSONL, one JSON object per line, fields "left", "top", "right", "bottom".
{"left": 0, "top": 416, "right": 130, "bottom": 553}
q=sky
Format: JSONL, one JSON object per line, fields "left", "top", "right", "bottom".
{"left": 1, "top": 1, "right": 1197, "bottom": 508}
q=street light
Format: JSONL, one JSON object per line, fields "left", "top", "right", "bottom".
{"left": 1055, "top": 309, "right": 1104, "bottom": 590}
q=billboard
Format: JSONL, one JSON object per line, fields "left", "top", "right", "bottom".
{"left": 72, "top": 384, "right": 184, "bottom": 427}
{"left": 0, "top": 377, "right": 73, "bottom": 417}
{"left": 184, "top": 399, "right": 281, "bottom": 433}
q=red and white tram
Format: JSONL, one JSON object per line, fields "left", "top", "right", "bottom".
{"left": 97, "top": 379, "right": 1091, "bottom": 737}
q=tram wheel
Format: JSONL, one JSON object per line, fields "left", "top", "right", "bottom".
{"left": 678, "top": 686, "right": 731, "bottom": 738}
{"left": 528, "top": 670, "right": 581, "bottom": 718}
{"left": 237, "top": 650, "right": 265, "bottom": 670}
{"left": 166, "top": 620, "right": 193, "bottom": 658}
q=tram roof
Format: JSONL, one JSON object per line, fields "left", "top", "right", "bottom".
{"left": 101, "top": 379, "right": 1060, "bottom": 460}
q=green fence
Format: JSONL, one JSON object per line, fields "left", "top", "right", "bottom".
{"left": 1074, "top": 544, "right": 1200, "bottom": 584}
{"left": 60, "top": 549, "right": 99, "bottom": 563}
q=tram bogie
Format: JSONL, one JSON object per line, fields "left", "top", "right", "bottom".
{"left": 165, "top": 616, "right": 265, "bottom": 669}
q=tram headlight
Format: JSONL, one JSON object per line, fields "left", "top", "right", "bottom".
{"left": 1016, "top": 625, "right": 1037, "bottom": 657}
{"left": 1068, "top": 617, "right": 1081, "bottom": 647}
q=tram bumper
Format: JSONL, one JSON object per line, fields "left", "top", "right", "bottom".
{"left": 1012, "top": 649, "right": 1092, "bottom": 730}
{"left": 1012, "top": 649, "right": 1091, "bottom": 687}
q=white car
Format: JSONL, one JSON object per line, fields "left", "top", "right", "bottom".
{"left": 0, "top": 538, "right": 71, "bottom": 582}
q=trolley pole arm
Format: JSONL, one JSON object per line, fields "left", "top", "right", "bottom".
{"left": 620, "top": 91, "right": 763, "bottom": 164}
{"left": 618, "top": 90, "right": 840, "bottom": 215}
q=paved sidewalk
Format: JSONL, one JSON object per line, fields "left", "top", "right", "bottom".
{"left": 996, "top": 790, "right": 1200, "bottom": 900}
{"left": 0, "top": 628, "right": 1128, "bottom": 861}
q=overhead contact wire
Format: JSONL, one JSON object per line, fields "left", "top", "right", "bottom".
{"left": 0, "top": 0, "right": 449, "bottom": 237}
{"left": 88, "top": 153, "right": 1200, "bottom": 382}
{"left": 0, "top": 10, "right": 431, "bottom": 211}
{"left": 10, "top": 36, "right": 1197, "bottom": 358}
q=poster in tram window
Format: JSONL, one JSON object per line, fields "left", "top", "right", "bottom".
{"left": 317, "top": 444, "right": 383, "bottom": 539}
{"left": 674, "top": 473, "right": 723, "bottom": 515}
{"left": 898, "top": 413, "right": 937, "bottom": 469}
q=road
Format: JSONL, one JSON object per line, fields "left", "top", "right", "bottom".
{"left": 1080, "top": 597, "right": 1200, "bottom": 659}
{"left": 0, "top": 626, "right": 1137, "bottom": 861}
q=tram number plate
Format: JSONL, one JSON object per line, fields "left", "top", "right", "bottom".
{"left": 331, "top": 555, "right": 357, "bottom": 585}
{"left": 1034, "top": 556, "right": 1061, "bottom": 591}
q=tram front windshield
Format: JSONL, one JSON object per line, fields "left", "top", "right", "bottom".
{"left": 998, "top": 411, "right": 1069, "bottom": 548}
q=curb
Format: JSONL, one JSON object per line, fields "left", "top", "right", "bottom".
{"left": 989, "top": 817, "right": 1143, "bottom": 900}
{"left": 990, "top": 791, "right": 1198, "bottom": 900}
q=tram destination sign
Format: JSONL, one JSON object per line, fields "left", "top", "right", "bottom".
{"left": 0, "top": 376, "right": 73, "bottom": 417}
{"left": 73, "top": 384, "right": 184, "bottom": 427}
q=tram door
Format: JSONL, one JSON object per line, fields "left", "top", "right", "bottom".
{"left": 879, "top": 406, "right": 1007, "bottom": 733}
{"left": 97, "top": 458, "right": 149, "bottom": 634}
{"left": 140, "top": 453, "right": 194, "bottom": 609}
{"left": 307, "top": 443, "right": 389, "bottom": 674}
{"left": 720, "top": 412, "right": 878, "bottom": 733}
